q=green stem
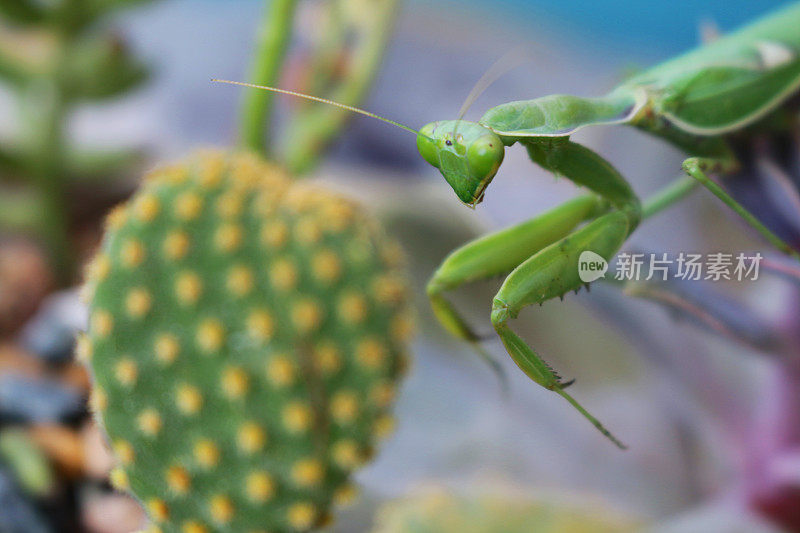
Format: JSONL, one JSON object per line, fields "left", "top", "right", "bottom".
{"left": 21, "top": 17, "right": 77, "bottom": 285}
{"left": 642, "top": 175, "right": 698, "bottom": 219}
{"left": 239, "top": 0, "right": 299, "bottom": 156}
{"left": 303, "top": 0, "right": 346, "bottom": 98}
{"left": 282, "top": 0, "right": 400, "bottom": 175}
{"left": 30, "top": 77, "right": 73, "bottom": 284}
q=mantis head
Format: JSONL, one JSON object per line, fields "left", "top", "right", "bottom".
{"left": 210, "top": 80, "right": 505, "bottom": 207}
{"left": 417, "top": 120, "right": 505, "bottom": 207}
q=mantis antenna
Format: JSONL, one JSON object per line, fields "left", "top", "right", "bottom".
{"left": 212, "top": 79, "right": 431, "bottom": 139}
{"left": 453, "top": 48, "right": 528, "bottom": 136}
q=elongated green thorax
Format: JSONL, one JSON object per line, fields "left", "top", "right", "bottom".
{"left": 417, "top": 120, "right": 505, "bottom": 206}
{"left": 479, "top": 90, "right": 645, "bottom": 138}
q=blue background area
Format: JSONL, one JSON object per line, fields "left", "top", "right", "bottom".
{"left": 193, "top": 0, "right": 795, "bottom": 58}
{"left": 427, "top": 0, "right": 792, "bottom": 55}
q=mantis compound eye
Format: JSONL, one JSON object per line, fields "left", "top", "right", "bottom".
{"left": 416, "top": 122, "right": 442, "bottom": 168}
{"left": 466, "top": 134, "right": 504, "bottom": 188}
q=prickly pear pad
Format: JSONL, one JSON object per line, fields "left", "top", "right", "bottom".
{"left": 81, "top": 151, "right": 412, "bottom": 532}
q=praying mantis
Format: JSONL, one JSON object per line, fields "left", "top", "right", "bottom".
{"left": 215, "top": 1, "right": 800, "bottom": 449}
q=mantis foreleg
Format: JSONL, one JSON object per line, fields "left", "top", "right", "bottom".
{"left": 490, "top": 211, "right": 632, "bottom": 449}
{"left": 682, "top": 157, "right": 800, "bottom": 259}
{"left": 427, "top": 195, "right": 605, "bottom": 382}
{"left": 427, "top": 140, "right": 638, "bottom": 448}
{"left": 525, "top": 138, "right": 640, "bottom": 222}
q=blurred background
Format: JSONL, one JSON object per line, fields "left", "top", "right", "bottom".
{"left": 1, "top": 0, "right": 799, "bottom": 531}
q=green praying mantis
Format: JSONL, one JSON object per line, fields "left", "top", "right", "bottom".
{"left": 215, "top": 1, "right": 800, "bottom": 449}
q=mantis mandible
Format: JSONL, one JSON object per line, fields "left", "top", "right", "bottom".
{"left": 215, "top": 1, "right": 800, "bottom": 449}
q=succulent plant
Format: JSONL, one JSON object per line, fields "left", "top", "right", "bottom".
{"left": 80, "top": 150, "right": 413, "bottom": 532}
{"left": 0, "top": 0, "right": 155, "bottom": 283}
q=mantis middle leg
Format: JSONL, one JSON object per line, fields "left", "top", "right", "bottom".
{"left": 682, "top": 156, "right": 800, "bottom": 259}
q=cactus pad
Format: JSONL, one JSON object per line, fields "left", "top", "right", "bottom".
{"left": 81, "top": 150, "right": 412, "bottom": 532}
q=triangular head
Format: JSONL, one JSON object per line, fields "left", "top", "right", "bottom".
{"left": 416, "top": 120, "right": 505, "bottom": 207}
{"left": 211, "top": 80, "right": 507, "bottom": 207}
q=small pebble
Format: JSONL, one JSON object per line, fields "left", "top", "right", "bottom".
{"left": 19, "top": 289, "right": 87, "bottom": 365}
{"left": 82, "top": 490, "right": 146, "bottom": 533}
{"left": 0, "top": 374, "right": 85, "bottom": 423}
{"left": 81, "top": 422, "right": 115, "bottom": 480}
{"left": 0, "top": 465, "right": 51, "bottom": 533}
{"left": 60, "top": 363, "right": 91, "bottom": 394}
{"left": 0, "top": 239, "right": 53, "bottom": 336}
{"left": 0, "top": 344, "right": 44, "bottom": 378}
{"left": 29, "top": 425, "right": 85, "bottom": 480}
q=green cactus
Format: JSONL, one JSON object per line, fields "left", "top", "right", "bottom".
{"left": 80, "top": 150, "right": 413, "bottom": 532}
{"left": 371, "top": 488, "right": 640, "bottom": 533}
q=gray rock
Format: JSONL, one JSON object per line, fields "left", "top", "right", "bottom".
{"left": 18, "top": 290, "right": 86, "bottom": 365}
{"left": 0, "top": 375, "right": 85, "bottom": 424}
{"left": 0, "top": 465, "right": 51, "bottom": 533}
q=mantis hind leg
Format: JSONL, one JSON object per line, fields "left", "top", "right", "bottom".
{"left": 682, "top": 157, "right": 800, "bottom": 259}
{"left": 490, "top": 211, "right": 632, "bottom": 449}
{"left": 427, "top": 195, "right": 605, "bottom": 385}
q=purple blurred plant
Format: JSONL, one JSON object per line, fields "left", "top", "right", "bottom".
{"left": 727, "top": 122, "right": 800, "bottom": 531}
{"left": 616, "top": 117, "right": 800, "bottom": 531}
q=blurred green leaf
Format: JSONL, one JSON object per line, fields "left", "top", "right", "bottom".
{"left": 0, "top": 144, "right": 27, "bottom": 178}
{"left": 0, "top": 186, "right": 44, "bottom": 232}
{"left": 52, "top": 1, "right": 155, "bottom": 35}
{"left": 0, "top": 46, "right": 35, "bottom": 87}
{"left": 63, "top": 34, "right": 149, "bottom": 101}
{"left": 88, "top": 0, "right": 157, "bottom": 19}
{"left": 0, "top": 0, "right": 45, "bottom": 26}
{"left": 0, "top": 144, "right": 143, "bottom": 184}
{"left": 0, "top": 429, "right": 54, "bottom": 497}
{"left": 65, "top": 146, "right": 145, "bottom": 182}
